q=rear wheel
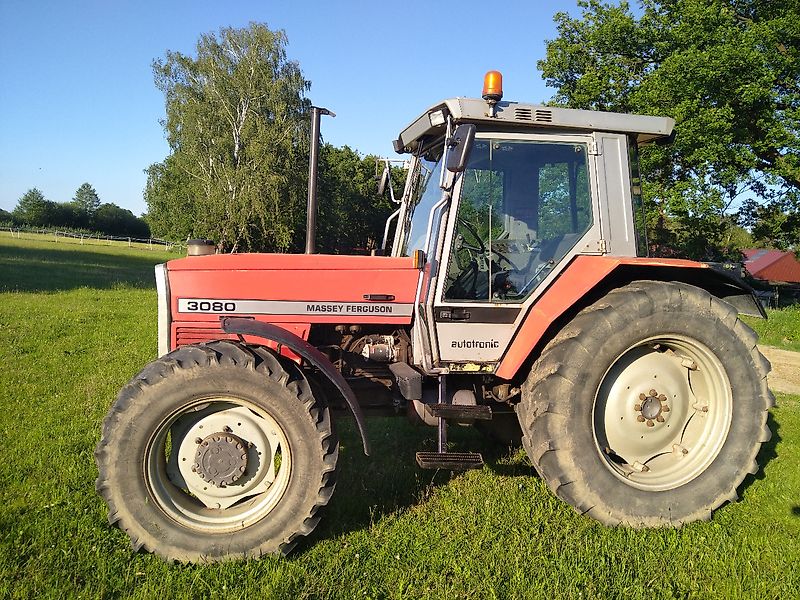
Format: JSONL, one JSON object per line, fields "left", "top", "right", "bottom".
{"left": 518, "top": 281, "right": 773, "bottom": 526}
{"left": 95, "top": 341, "right": 338, "bottom": 561}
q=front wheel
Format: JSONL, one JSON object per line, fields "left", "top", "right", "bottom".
{"left": 518, "top": 281, "right": 773, "bottom": 526}
{"left": 95, "top": 341, "right": 338, "bottom": 561}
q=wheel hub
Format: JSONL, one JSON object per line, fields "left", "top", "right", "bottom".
{"left": 193, "top": 433, "right": 248, "bottom": 487}
{"left": 635, "top": 389, "right": 670, "bottom": 426}
{"left": 166, "top": 404, "right": 286, "bottom": 510}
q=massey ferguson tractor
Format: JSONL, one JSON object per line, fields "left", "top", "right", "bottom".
{"left": 96, "top": 72, "right": 773, "bottom": 562}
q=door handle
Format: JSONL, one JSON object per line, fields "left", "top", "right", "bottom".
{"left": 439, "top": 308, "right": 471, "bottom": 321}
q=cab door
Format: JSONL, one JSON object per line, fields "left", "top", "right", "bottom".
{"left": 429, "top": 133, "right": 603, "bottom": 368}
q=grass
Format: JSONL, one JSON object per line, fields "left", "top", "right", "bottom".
{"left": 743, "top": 306, "right": 800, "bottom": 352}
{"left": 1, "top": 236, "right": 799, "bottom": 599}
{"left": 0, "top": 233, "right": 176, "bottom": 292}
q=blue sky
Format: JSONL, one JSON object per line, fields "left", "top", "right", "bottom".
{"left": 0, "top": 0, "right": 582, "bottom": 216}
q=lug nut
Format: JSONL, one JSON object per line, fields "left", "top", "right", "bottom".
{"left": 637, "top": 415, "right": 646, "bottom": 422}
{"left": 634, "top": 403, "right": 642, "bottom": 411}
{"left": 663, "top": 405, "right": 670, "bottom": 412}
{"left": 649, "top": 389, "right": 657, "bottom": 397}
{"left": 646, "top": 420, "right": 655, "bottom": 427}
{"left": 639, "top": 393, "right": 647, "bottom": 401}
{"left": 656, "top": 415, "right": 665, "bottom": 423}
{"left": 195, "top": 437, "right": 203, "bottom": 444}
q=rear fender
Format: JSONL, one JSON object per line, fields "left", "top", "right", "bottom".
{"left": 221, "top": 317, "right": 370, "bottom": 455}
{"left": 495, "top": 256, "right": 765, "bottom": 380}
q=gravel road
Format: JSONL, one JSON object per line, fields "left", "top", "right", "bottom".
{"left": 759, "top": 345, "right": 800, "bottom": 395}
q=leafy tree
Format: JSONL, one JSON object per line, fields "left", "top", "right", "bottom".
{"left": 315, "top": 145, "right": 395, "bottom": 253}
{"left": 144, "top": 155, "right": 197, "bottom": 241}
{"left": 148, "top": 23, "right": 310, "bottom": 252}
{"left": 0, "top": 208, "right": 16, "bottom": 225}
{"left": 538, "top": 0, "right": 800, "bottom": 259}
{"left": 13, "top": 188, "right": 54, "bottom": 226}
{"left": 739, "top": 194, "right": 800, "bottom": 249}
{"left": 95, "top": 203, "right": 150, "bottom": 238}
{"left": 73, "top": 183, "right": 101, "bottom": 216}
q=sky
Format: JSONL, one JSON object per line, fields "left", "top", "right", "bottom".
{"left": 0, "top": 0, "right": 583, "bottom": 217}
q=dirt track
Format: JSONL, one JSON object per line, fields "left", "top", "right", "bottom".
{"left": 759, "top": 346, "right": 800, "bottom": 395}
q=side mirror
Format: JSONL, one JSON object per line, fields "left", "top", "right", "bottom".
{"left": 377, "top": 164, "right": 390, "bottom": 196}
{"left": 446, "top": 124, "right": 476, "bottom": 173}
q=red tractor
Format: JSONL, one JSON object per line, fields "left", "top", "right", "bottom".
{"left": 96, "top": 72, "right": 772, "bottom": 562}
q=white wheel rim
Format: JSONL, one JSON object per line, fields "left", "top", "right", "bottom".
{"left": 593, "top": 336, "right": 733, "bottom": 491}
{"left": 145, "top": 397, "right": 292, "bottom": 532}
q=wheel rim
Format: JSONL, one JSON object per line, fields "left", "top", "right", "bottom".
{"left": 593, "top": 336, "right": 732, "bottom": 491}
{"left": 145, "top": 397, "right": 292, "bottom": 532}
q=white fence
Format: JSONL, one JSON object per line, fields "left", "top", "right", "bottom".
{"left": 0, "top": 226, "right": 185, "bottom": 252}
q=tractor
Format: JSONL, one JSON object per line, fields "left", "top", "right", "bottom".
{"left": 96, "top": 71, "right": 773, "bottom": 562}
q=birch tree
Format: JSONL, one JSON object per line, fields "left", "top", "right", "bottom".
{"left": 149, "top": 23, "right": 310, "bottom": 251}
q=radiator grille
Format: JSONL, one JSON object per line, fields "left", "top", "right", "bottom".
{"left": 175, "top": 322, "right": 236, "bottom": 346}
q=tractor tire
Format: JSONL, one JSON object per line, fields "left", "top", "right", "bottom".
{"left": 518, "top": 280, "right": 773, "bottom": 526}
{"left": 95, "top": 340, "right": 338, "bottom": 562}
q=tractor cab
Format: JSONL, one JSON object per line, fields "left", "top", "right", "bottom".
{"left": 387, "top": 72, "right": 675, "bottom": 372}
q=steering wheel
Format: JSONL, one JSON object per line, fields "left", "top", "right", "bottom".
{"left": 454, "top": 218, "right": 486, "bottom": 270}
{"left": 455, "top": 218, "right": 515, "bottom": 270}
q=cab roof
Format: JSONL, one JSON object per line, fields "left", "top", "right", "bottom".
{"left": 394, "top": 97, "right": 675, "bottom": 154}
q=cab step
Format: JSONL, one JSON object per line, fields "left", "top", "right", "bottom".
{"left": 425, "top": 403, "right": 492, "bottom": 421}
{"left": 415, "top": 451, "right": 484, "bottom": 470}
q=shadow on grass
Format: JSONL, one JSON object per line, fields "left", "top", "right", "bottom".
{"left": 0, "top": 244, "right": 167, "bottom": 292}
{"left": 294, "top": 415, "right": 511, "bottom": 553}
{"left": 303, "top": 409, "right": 786, "bottom": 549}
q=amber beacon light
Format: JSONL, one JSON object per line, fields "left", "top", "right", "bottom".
{"left": 482, "top": 70, "right": 503, "bottom": 103}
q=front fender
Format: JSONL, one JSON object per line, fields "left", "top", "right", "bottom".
{"left": 221, "top": 317, "right": 370, "bottom": 455}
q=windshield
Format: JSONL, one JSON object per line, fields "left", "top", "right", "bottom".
{"left": 398, "top": 150, "right": 443, "bottom": 256}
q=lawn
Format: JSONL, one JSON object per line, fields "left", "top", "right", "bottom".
{"left": 1, "top": 236, "right": 798, "bottom": 599}
{"left": 743, "top": 305, "right": 800, "bottom": 352}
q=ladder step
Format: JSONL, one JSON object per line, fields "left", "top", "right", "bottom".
{"left": 416, "top": 451, "right": 484, "bottom": 470}
{"left": 425, "top": 404, "right": 492, "bottom": 420}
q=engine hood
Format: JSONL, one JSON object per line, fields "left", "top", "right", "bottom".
{"left": 166, "top": 253, "right": 421, "bottom": 325}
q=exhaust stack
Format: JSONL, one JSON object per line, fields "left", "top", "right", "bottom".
{"left": 305, "top": 106, "right": 335, "bottom": 254}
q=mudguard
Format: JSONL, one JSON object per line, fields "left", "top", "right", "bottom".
{"left": 221, "top": 317, "right": 370, "bottom": 455}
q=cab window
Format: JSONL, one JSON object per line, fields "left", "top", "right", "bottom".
{"left": 444, "top": 139, "right": 593, "bottom": 302}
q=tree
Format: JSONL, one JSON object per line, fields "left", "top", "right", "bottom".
{"left": 144, "top": 155, "right": 197, "bottom": 241}
{"left": 538, "top": 0, "right": 800, "bottom": 258}
{"left": 13, "top": 188, "right": 54, "bottom": 226}
{"left": 73, "top": 182, "right": 101, "bottom": 216}
{"left": 95, "top": 203, "right": 150, "bottom": 238}
{"left": 315, "top": 145, "right": 395, "bottom": 253}
{"left": 0, "top": 208, "right": 16, "bottom": 225}
{"left": 50, "top": 202, "right": 90, "bottom": 230}
{"left": 739, "top": 194, "right": 800, "bottom": 249}
{"left": 148, "top": 23, "right": 311, "bottom": 252}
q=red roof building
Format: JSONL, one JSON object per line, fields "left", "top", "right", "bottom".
{"left": 743, "top": 249, "right": 800, "bottom": 284}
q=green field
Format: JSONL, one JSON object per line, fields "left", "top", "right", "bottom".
{"left": 1, "top": 236, "right": 799, "bottom": 599}
{"left": 743, "top": 306, "right": 800, "bottom": 352}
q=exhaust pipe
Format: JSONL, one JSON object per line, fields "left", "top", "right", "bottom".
{"left": 305, "top": 106, "right": 335, "bottom": 254}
